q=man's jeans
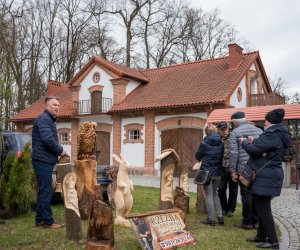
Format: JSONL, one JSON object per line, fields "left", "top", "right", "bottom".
{"left": 32, "top": 160, "right": 54, "bottom": 225}
{"left": 239, "top": 181, "right": 258, "bottom": 226}
{"left": 218, "top": 170, "right": 238, "bottom": 213}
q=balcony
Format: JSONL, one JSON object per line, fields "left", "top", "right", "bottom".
{"left": 72, "top": 98, "right": 112, "bottom": 115}
{"left": 250, "top": 93, "right": 285, "bottom": 106}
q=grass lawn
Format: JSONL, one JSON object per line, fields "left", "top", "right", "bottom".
{"left": 0, "top": 186, "right": 275, "bottom": 250}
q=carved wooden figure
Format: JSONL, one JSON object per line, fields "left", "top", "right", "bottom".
{"left": 112, "top": 154, "right": 134, "bottom": 227}
{"left": 63, "top": 172, "right": 82, "bottom": 241}
{"left": 155, "top": 149, "right": 179, "bottom": 210}
{"left": 77, "top": 121, "right": 97, "bottom": 160}
{"left": 105, "top": 166, "right": 119, "bottom": 209}
{"left": 175, "top": 166, "right": 190, "bottom": 213}
{"left": 86, "top": 197, "right": 115, "bottom": 250}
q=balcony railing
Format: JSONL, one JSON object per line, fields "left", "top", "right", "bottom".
{"left": 72, "top": 98, "right": 112, "bottom": 115}
{"left": 250, "top": 93, "right": 285, "bottom": 106}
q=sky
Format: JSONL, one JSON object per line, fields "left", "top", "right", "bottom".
{"left": 190, "top": 0, "right": 300, "bottom": 96}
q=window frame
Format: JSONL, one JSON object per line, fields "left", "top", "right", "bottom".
{"left": 123, "top": 124, "right": 144, "bottom": 144}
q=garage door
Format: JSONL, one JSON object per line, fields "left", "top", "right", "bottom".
{"left": 161, "top": 128, "right": 203, "bottom": 177}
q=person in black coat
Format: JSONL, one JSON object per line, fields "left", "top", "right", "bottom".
{"left": 32, "top": 96, "right": 66, "bottom": 229}
{"left": 240, "top": 108, "right": 291, "bottom": 249}
{"left": 195, "top": 124, "right": 224, "bottom": 225}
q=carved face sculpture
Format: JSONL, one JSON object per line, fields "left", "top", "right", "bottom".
{"left": 63, "top": 172, "right": 80, "bottom": 217}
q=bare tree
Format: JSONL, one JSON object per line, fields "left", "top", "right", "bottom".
{"left": 270, "top": 76, "right": 290, "bottom": 103}
{"left": 86, "top": 0, "right": 125, "bottom": 62}
{"left": 148, "top": 0, "right": 189, "bottom": 67}
{"left": 289, "top": 92, "right": 300, "bottom": 104}
{"left": 103, "top": 0, "right": 149, "bottom": 67}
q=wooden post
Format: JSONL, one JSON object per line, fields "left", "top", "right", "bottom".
{"left": 196, "top": 185, "right": 207, "bottom": 213}
{"left": 86, "top": 199, "right": 115, "bottom": 250}
{"left": 56, "top": 163, "right": 82, "bottom": 241}
{"left": 155, "top": 149, "right": 179, "bottom": 210}
{"left": 74, "top": 159, "right": 98, "bottom": 219}
{"left": 63, "top": 172, "right": 82, "bottom": 241}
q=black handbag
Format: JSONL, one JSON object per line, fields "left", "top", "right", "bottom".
{"left": 194, "top": 169, "right": 211, "bottom": 185}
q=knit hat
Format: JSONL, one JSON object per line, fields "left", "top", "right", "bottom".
{"left": 265, "top": 108, "right": 285, "bottom": 124}
{"left": 216, "top": 121, "right": 228, "bottom": 129}
{"left": 231, "top": 111, "right": 245, "bottom": 120}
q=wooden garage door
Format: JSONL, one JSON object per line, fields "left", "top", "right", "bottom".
{"left": 161, "top": 128, "right": 203, "bottom": 177}
{"left": 96, "top": 131, "right": 110, "bottom": 165}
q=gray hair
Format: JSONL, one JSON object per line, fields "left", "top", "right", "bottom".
{"left": 45, "top": 96, "right": 60, "bottom": 104}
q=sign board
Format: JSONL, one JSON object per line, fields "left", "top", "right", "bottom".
{"left": 129, "top": 209, "right": 194, "bottom": 250}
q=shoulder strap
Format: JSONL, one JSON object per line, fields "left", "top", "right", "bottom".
{"left": 255, "top": 158, "right": 274, "bottom": 175}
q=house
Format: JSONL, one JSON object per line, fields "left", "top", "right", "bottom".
{"left": 11, "top": 44, "right": 284, "bottom": 176}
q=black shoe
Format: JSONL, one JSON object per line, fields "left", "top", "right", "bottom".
{"left": 256, "top": 242, "right": 279, "bottom": 249}
{"left": 234, "top": 223, "right": 253, "bottom": 230}
{"left": 201, "top": 218, "right": 215, "bottom": 226}
{"left": 226, "top": 211, "right": 234, "bottom": 217}
{"left": 218, "top": 217, "right": 224, "bottom": 225}
{"left": 246, "top": 236, "right": 267, "bottom": 243}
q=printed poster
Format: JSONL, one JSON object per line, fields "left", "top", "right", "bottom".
{"left": 129, "top": 209, "right": 194, "bottom": 250}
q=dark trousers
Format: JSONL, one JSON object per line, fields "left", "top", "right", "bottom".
{"left": 253, "top": 195, "right": 278, "bottom": 244}
{"left": 32, "top": 160, "right": 54, "bottom": 225}
{"left": 218, "top": 170, "right": 238, "bottom": 213}
{"left": 239, "top": 182, "right": 258, "bottom": 226}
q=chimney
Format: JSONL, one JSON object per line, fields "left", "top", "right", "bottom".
{"left": 228, "top": 44, "right": 243, "bottom": 70}
{"left": 47, "top": 80, "right": 64, "bottom": 95}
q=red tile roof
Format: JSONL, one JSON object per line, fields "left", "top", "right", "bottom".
{"left": 10, "top": 84, "right": 72, "bottom": 122}
{"left": 68, "top": 56, "right": 149, "bottom": 86}
{"left": 11, "top": 47, "right": 268, "bottom": 122}
{"left": 207, "top": 104, "right": 300, "bottom": 123}
{"left": 110, "top": 51, "right": 261, "bottom": 112}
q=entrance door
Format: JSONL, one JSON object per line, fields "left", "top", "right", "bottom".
{"left": 161, "top": 128, "right": 203, "bottom": 177}
{"left": 96, "top": 131, "right": 110, "bottom": 165}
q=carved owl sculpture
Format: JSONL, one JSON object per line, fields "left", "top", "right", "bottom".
{"left": 77, "top": 121, "right": 97, "bottom": 160}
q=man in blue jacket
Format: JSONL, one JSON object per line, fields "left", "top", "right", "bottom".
{"left": 32, "top": 96, "right": 66, "bottom": 229}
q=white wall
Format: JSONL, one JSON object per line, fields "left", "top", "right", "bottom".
{"left": 229, "top": 76, "right": 247, "bottom": 108}
{"left": 126, "top": 80, "right": 141, "bottom": 95}
{"left": 121, "top": 117, "right": 145, "bottom": 167}
{"left": 79, "top": 65, "right": 114, "bottom": 101}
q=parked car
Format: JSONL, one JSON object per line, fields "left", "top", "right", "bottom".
{"left": 0, "top": 130, "right": 32, "bottom": 173}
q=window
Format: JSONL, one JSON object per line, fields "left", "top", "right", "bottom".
{"left": 93, "top": 72, "right": 101, "bottom": 83}
{"left": 129, "top": 129, "right": 140, "bottom": 140}
{"left": 237, "top": 87, "right": 242, "bottom": 102}
{"left": 123, "top": 124, "right": 144, "bottom": 144}
{"left": 60, "top": 133, "right": 69, "bottom": 143}
{"left": 57, "top": 128, "right": 71, "bottom": 145}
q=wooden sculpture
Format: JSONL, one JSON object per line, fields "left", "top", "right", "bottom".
{"left": 63, "top": 172, "right": 82, "bottom": 241}
{"left": 112, "top": 154, "right": 133, "bottom": 227}
{"left": 155, "top": 149, "right": 179, "bottom": 210}
{"left": 77, "top": 121, "right": 97, "bottom": 160}
{"left": 105, "top": 165, "right": 119, "bottom": 209}
{"left": 86, "top": 197, "right": 115, "bottom": 250}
